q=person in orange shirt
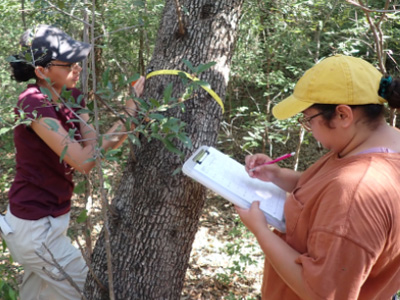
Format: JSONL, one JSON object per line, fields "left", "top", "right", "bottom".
{"left": 237, "top": 55, "right": 400, "bottom": 300}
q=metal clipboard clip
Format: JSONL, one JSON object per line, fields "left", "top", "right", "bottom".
{"left": 193, "top": 149, "right": 210, "bottom": 165}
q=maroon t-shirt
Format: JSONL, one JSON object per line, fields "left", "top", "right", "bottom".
{"left": 8, "top": 84, "right": 85, "bottom": 220}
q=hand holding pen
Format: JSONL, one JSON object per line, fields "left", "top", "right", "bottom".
{"left": 245, "top": 152, "right": 295, "bottom": 182}
{"left": 249, "top": 152, "right": 295, "bottom": 171}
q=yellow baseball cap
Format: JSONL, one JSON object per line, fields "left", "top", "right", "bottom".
{"left": 272, "top": 55, "right": 386, "bottom": 120}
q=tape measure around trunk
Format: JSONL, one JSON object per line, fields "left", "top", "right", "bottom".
{"left": 145, "top": 70, "right": 224, "bottom": 113}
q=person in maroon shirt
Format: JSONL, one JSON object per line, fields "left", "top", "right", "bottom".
{"left": 0, "top": 24, "right": 144, "bottom": 299}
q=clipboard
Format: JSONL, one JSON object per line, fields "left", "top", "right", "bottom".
{"left": 183, "top": 145, "right": 286, "bottom": 232}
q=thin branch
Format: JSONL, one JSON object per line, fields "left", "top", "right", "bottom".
{"left": 387, "top": 51, "right": 400, "bottom": 73}
{"left": 94, "top": 25, "right": 141, "bottom": 41}
{"left": 359, "top": 0, "right": 386, "bottom": 72}
{"left": 21, "top": 0, "right": 26, "bottom": 29}
{"left": 256, "top": 0, "right": 269, "bottom": 14}
{"left": 345, "top": 0, "right": 399, "bottom": 13}
{"left": 90, "top": 0, "right": 115, "bottom": 298}
{"left": 75, "top": 237, "right": 108, "bottom": 292}
{"left": 41, "top": 0, "right": 91, "bottom": 26}
{"left": 94, "top": 94, "right": 138, "bottom": 162}
{"left": 174, "top": 0, "right": 186, "bottom": 36}
{"left": 35, "top": 243, "right": 88, "bottom": 300}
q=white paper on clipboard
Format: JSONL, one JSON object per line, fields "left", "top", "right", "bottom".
{"left": 183, "top": 145, "right": 287, "bottom": 232}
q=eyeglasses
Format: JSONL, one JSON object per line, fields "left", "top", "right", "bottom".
{"left": 47, "top": 62, "right": 81, "bottom": 71}
{"left": 297, "top": 111, "right": 324, "bottom": 132}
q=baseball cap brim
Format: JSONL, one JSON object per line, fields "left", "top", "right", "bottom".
{"left": 272, "top": 94, "right": 314, "bottom": 120}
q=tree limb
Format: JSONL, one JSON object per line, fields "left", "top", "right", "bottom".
{"left": 75, "top": 236, "right": 108, "bottom": 292}
{"left": 345, "top": 0, "right": 399, "bottom": 13}
{"left": 35, "top": 243, "right": 88, "bottom": 300}
{"left": 41, "top": 0, "right": 91, "bottom": 26}
{"left": 174, "top": 0, "right": 187, "bottom": 36}
{"left": 90, "top": 0, "right": 115, "bottom": 297}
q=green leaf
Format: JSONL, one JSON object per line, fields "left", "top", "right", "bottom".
{"left": 133, "top": 0, "right": 146, "bottom": 7}
{"left": 150, "top": 122, "right": 160, "bottom": 134}
{"left": 177, "top": 132, "right": 192, "bottom": 149}
{"left": 57, "top": 0, "right": 65, "bottom": 9}
{"left": 5, "top": 55, "right": 19, "bottom": 63}
{"left": 0, "top": 127, "right": 11, "bottom": 135}
{"left": 87, "top": 101, "right": 95, "bottom": 111}
{"left": 162, "top": 138, "right": 183, "bottom": 156}
{"left": 128, "top": 133, "right": 141, "bottom": 146}
{"left": 129, "top": 73, "right": 141, "bottom": 83}
{"left": 44, "top": 119, "right": 59, "bottom": 131}
{"left": 39, "top": 87, "right": 52, "bottom": 100}
{"left": 163, "top": 83, "right": 173, "bottom": 103}
{"left": 149, "top": 98, "right": 161, "bottom": 108}
{"left": 196, "top": 61, "right": 216, "bottom": 74}
{"left": 105, "top": 149, "right": 122, "bottom": 161}
{"left": 76, "top": 209, "right": 88, "bottom": 223}
{"left": 76, "top": 94, "right": 85, "bottom": 106}
{"left": 68, "top": 128, "right": 77, "bottom": 139}
{"left": 182, "top": 59, "right": 195, "bottom": 72}
{"left": 73, "top": 180, "right": 87, "bottom": 194}
{"left": 75, "top": 109, "right": 91, "bottom": 115}
{"left": 2, "top": 239, "right": 7, "bottom": 253}
{"left": 60, "top": 88, "right": 73, "bottom": 103}
{"left": 172, "top": 167, "right": 182, "bottom": 176}
{"left": 136, "top": 98, "right": 150, "bottom": 110}
{"left": 182, "top": 6, "right": 189, "bottom": 15}
{"left": 149, "top": 113, "right": 165, "bottom": 121}
{"left": 194, "top": 80, "right": 211, "bottom": 88}
{"left": 177, "top": 71, "right": 190, "bottom": 81}
{"left": 102, "top": 68, "right": 110, "bottom": 86}
{"left": 84, "top": 157, "right": 96, "bottom": 163}
{"left": 60, "top": 145, "right": 68, "bottom": 163}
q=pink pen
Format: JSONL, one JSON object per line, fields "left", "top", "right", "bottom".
{"left": 250, "top": 152, "right": 295, "bottom": 171}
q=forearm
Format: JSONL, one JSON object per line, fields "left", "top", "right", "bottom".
{"left": 70, "top": 127, "right": 128, "bottom": 174}
{"left": 255, "top": 227, "right": 313, "bottom": 300}
{"left": 100, "top": 120, "right": 131, "bottom": 151}
{"left": 100, "top": 99, "right": 138, "bottom": 150}
{"left": 272, "top": 168, "right": 302, "bottom": 192}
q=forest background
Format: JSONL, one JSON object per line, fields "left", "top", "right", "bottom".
{"left": 0, "top": 0, "right": 399, "bottom": 299}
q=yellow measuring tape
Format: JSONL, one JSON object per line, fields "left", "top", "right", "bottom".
{"left": 146, "top": 70, "right": 225, "bottom": 113}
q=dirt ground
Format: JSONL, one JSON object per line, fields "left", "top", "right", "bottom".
{"left": 181, "top": 194, "right": 264, "bottom": 299}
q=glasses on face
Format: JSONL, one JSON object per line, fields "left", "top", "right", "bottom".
{"left": 297, "top": 111, "right": 324, "bottom": 132}
{"left": 47, "top": 62, "right": 81, "bottom": 71}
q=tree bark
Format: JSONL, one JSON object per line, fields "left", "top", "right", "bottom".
{"left": 84, "top": 0, "right": 244, "bottom": 299}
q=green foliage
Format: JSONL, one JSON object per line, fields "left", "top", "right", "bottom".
{"left": 0, "top": 245, "right": 20, "bottom": 300}
{"left": 226, "top": 0, "right": 399, "bottom": 155}
{"left": 224, "top": 293, "right": 257, "bottom": 300}
{"left": 96, "top": 66, "right": 194, "bottom": 158}
{"left": 0, "top": 280, "right": 18, "bottom": 300}
{"left": 216, "top": 218, "right": 260, "bottom": 286}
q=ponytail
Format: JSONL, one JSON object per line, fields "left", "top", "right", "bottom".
{"left": 9, "top": 47, "right": 53, "bottom": 83}
{"left": 379, "top": 75, "right": 400, "bottom": 109}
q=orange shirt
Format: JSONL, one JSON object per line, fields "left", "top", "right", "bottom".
{"left": 262, "top": 152, "right": 400, "bottom": 300}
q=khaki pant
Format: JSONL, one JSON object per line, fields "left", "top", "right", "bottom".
{"left": 0, "top": 209, "right": 87, "bottom": 300}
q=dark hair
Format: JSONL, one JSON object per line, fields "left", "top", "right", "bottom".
{"left": 312, "top": 75, "right": 400, "bottom": 127}
{"left": 383, "top": 76, "right": 400, "bottom": 109}
{"left": 312, "top": 103, "right": 385, "bottom": 123}
{"left": 9, "top": 50, "right": 53, "bottom": 82}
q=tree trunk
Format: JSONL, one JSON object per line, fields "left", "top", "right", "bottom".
{"left": 84, "top": 0, "right": 244, "bottom": 299}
